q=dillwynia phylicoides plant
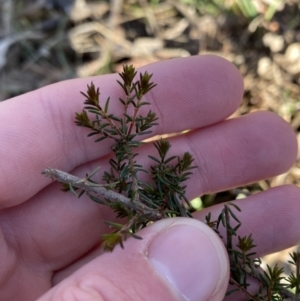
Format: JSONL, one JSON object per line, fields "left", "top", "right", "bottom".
{"left": 42, "top": 65, "right": 300, "bottom": 301}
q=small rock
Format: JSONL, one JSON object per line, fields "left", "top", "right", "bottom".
{"left": 262, "top": 33, "right": 285, "bottom": 53}
{"left": 273, "top": 45, "right": 300, "bottom": 74}
{"left": 132, "top": 38, "right": 163, "bottom": 57}
{"left": 257, "top": 56, "right": 273, "bottom": 79}
{"left": 285, "top": 43, "right": 300, "bottom": 62}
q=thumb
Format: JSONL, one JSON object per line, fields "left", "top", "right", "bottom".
{"left": 37, "top": 218, "right": 229, "bottom": 301}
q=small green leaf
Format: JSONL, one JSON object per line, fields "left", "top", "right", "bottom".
{"left": 228, "top": 202, "right": 242, "bottom": 212}
{"left": 60, "top": 182, "right": 70, "bottom": 192}
{"left": 86, "top": 108, "right": 102, "bottom": 115}
{"left": 86, "top": 193, "right": 106, "bottom": 205}
{"left": 153, "top": 139, "right": 171, "bottom": 161}
{"left": 102, "top": 232, "right": 123, "bottom": 252}
{"left": 137, "top": 101, "right": 151, "bottom": 107}
{"left": 104, "top": 97, "right": 110, "bottom": 113}
{"left": 164, "top": 156, "right": 177, "bottom": 164}
{"left": 148, "top": 155, "right": 161, "bottom": 163}
{"left": 87, "top": 131, "right": 100, "bottom": 137}
{"left": 109, "top": 115, "right": 121, "bottom": 122}
{"left": 69, "top": 183, "right": 78, "bottom": 197}
{"left": 118, "top": 97, "right": 126, "bottom": 106}
{"left": 124, "top": 113, "right": 133, "bottom": 122}
{"left": 75, "top": 110, "right": 91, "bottom": 127}
{"left": 95, "top": 136, "right": 107, "bottom": 142}
{"left": 78, "top": 190, "right": 85, "bottom": 198}
{"left": 227, "top": 207, "right": 241, "bottom": 224}
{"left": 98, "top": 123, "right": 110, "bottom": 131}
{"left": 137, "top": 130, "right": 152, "bottom": 135}
{"left": 86, "top": 166, "right": 101, "bottom": 180}
{"left": 81, "top": 82, "right": 100, "bottom": 106}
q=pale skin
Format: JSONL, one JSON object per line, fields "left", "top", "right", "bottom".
{"left": 0, "top": 55, "right": 299, "bottom": 301}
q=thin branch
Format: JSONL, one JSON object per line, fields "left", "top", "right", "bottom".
{"left": 42, "top": 168, "right": 162, "bottom": 220}
{"left": 229, "top": 277, "right": 261, "bottom": 301}
{"left": 95, "top": 103, "right": 124, "bottom": 138}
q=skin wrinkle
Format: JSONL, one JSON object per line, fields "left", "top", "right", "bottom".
{"left": 210, "top": 135, "right": 230, "bottom": 186}
{"left": 215, "top": 137, "right": 247, "bottom": 185}
{"left": 147, "top": 73, "right": 188, "bottom": 133}
{"left": 4, "top": 190, "right": 100, "bottom": 272}
{"left": 67, "top": 247, "right": 176, "bottom": 301}
{"left": 40, "top": 80, "right": 113, "bottom": 164}
{"left": 252, "top": 193, "right": 299, "bottom": 254}
{"left": 51, "top": 242, "right": 103, "bottom": 285}
{"left": 0, "top": 126, "right": 34, "bottom": 180}
{"left": 194, "top": 62, "right": 240, "bottom": 121}
{"left": 0, "top": 243, "right": 17, "bottom": 288}
{"left": 29, "top": 224, "right": 87, "bottom": 280}
{"left": 263, "top": 190, "right": 300, "bottom": 250}
{"left": 0, "top": 127, "right": 21, "bottom": 189}
{"left": 183, "top": 130, "right": 212, "bottom": 196}
{"left": 74, "top": 273, "right": 133, "bottom": 301}
{"left": 60, "top": 280, "right": 107, "bottom": 301}
{"left": 38, "top": 210, "right": 102, "bottom": 267}
{"left": 39, "top": 87, "right": 90, "bottom": 171}
{"left": 6, "top": 211, "right": 47, "bottom": 266}
{"left": 151, "top": 94, "right": 166, "bottom": 134}
{"left": 1, "top": 261, "right": 50, "bottom": 301}
{"left": 0, "top": 213, "right": 24, "bottom": 263}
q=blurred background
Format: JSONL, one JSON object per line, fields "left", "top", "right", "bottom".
{"left": 1, "top": 0, "right": 300, "bottom": 275}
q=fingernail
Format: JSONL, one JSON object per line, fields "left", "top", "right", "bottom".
{"left": 148, "top": 219, "right": 228, "bottom": 301}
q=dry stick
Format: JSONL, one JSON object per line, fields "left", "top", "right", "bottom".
{"left": 138, "top": 0, "right": 161, "bottom": 37}
{"left": 42, "top": 168, "right": 162, "bottom": 220}
{"left": 108, "top": 0, "right": 123, "bottom": 30}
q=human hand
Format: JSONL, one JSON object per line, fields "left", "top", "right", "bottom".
{"left": 0, "top": 55, "right": 298, "bottom": 301}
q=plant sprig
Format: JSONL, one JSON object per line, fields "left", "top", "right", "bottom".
{"left": 206, "top": 203, "right": 300, "bottom": 300}
{"left": 43, "top": 65, "right": 196, "bottom": 251}
{"left": 42, "top": 64, "right": 300, "bottom": 300}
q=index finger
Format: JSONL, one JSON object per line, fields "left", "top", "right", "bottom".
{"left": 0, "top": 55, "right": 243, "bottom": 207}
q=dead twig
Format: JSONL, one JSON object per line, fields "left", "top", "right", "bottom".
{"left": 42, "top": 167, "right": 162, "bottom": 220}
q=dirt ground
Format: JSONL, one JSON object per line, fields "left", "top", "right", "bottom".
{"left": 1, "top": 0, "right": 300, "bottom": 272}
